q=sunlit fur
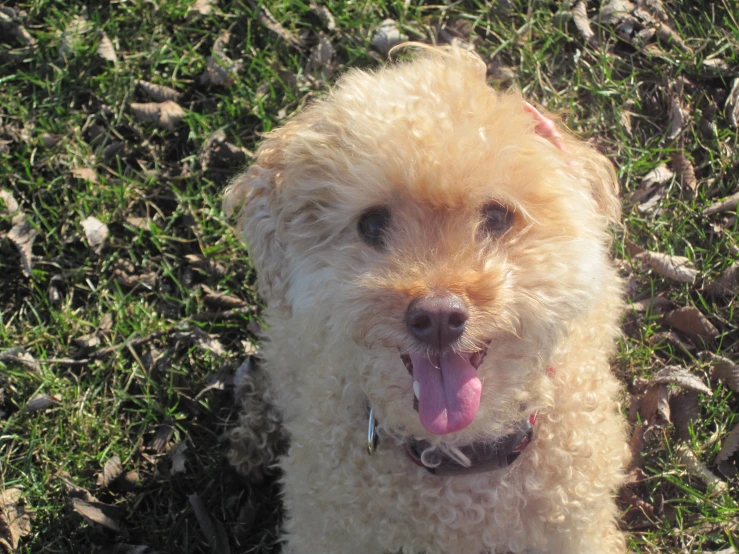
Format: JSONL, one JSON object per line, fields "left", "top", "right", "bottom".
{"left": 225, "top": 45, "right": 630, "bottom": 554}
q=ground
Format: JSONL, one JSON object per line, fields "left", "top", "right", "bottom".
{"left": 0, "top": 1, "right": 737, "bottom": 553}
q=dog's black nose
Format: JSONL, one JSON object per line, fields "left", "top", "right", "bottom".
{"left": 406, "top": 294, "right": 469, "bottom": 350}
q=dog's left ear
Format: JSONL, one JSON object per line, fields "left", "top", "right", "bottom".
{"left": 223, "top": 122, "right": 303, "bottom": 310}
{"left": 525, "top": 102, "right": 621, "bottom": 223}
{"left": 568, "top": 140, "right": 621, "bottom": 224}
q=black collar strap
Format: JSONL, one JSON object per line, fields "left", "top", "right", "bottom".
{"left": 402, "top": 413, "right": 536, "bottom": 476}
{"left": 366, "top": 367, "right": 552, "bottom": 476}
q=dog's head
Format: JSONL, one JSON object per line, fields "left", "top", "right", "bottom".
{"left": 224, "top": 46, "right": 619, "bottom": 444}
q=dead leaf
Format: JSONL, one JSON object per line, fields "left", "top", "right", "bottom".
{"left": 71, "top": 498, "right": 125, "bottom": 533}
{"left": 126, "top": 216, "right": 150, "bottom": 230}
{"left": 255, "top": 5, "right": 304, "bottom": 50}
{"left": 71, "top": 167, "right": 98, "bottom": 183}
{"left": 0, "top": 8, "right": 36, "bottom": 47}
{"left": 97, "top": 32, "right": 117, "bottom": 64}
{"left": 600, "top": 0, "right": 690, "bottom": 53}
{"left": 309, "top": 2, "right": 335, "bottom": 31}
{"left": 655, "top": 22, "right": 690, "bottom": 53}
{"left": 141, "top": 346, "right": 169, "bottom": 373}
{"left": 618, "top": 486, "right": 656, "bottom": 521}
{"left": 0, "top": 488, "right": 33, "bottom": 551}
{"left": 629, "top": 422, "right": 648, "bottom": 469}
{"left": 170, "top": 441, "right": 188, "bottom": 475}
{"left": 437, "top": 19, "right": 478, "bottom": 51}
{"left": 111, "top": 268, "right": 157, "bottom": 289}
{"left": 636, "top": 250, "right": 697, "bottom": 283}
{"left": 38, "top": 133, "right": 58, "bottom": 148}
{"left": 119, "top": 471, "right": 140, "bottom": 491}
{"left": 130, "top": 101, "right": 185, "bottom": 131}
{"left": 149, "top": 419, "right": 174, "bottom": 453}
{"left": 242, "top": 340, "right": 259, "bottom": 356}
{"left": 666, "top": 79, "right": 687, "bottom": 141}
{"left": 72, "top": 333, "right": 101, "bottom": 350}
{"left": 670, "top": 147, "right": 697, "bottom": 194}
{"left": 81, "top": 216, "right": 109, "bottom": 254}
{"left": 24, "top": 394, "right": 61, "bottom": 413}
{"left": 675, "top": 443, "right": 726, "bottom": 493}
{"left": 0, "top": 347, "right": 39, "bottom": 371}
{"left": 703, "top": 58, "right": 732, "bottom": 74}
{"left": 306, "top": 36, "right": 336, "bottom": 75}
{"left": 704, "top": 353, "right": 739, "bottom": 393}
{"left": 246, "top": 319, "right": 262, "bottom": 336}
{"left": 619, "top": 109, "right": 633, "bottom": 135}
{"left": 725, "top": 78, "right": 739, "bottom": 129}
{"left": 200, "top": 130, "right": 251, "bottom": 170}
{"left": 136, "top": 80, "right": 181, "bottom": 102}
{"left": 233, "top": 356, "right": 252, "bottom": 389}
{"left": 627, "top": 394, "right": 640, "bottom": 424}
{"left": 59, "top": 15, "right": 92, "bottom": 58}
{"left": 705, "top": 261, "right": 739, "bottom": 297}
{"left": 100, "top": 313, "right": 114, "bottom": 331}
{"left": 0, "top": 190, "right": 19, "bottom": 215}
{"left": 186, "top": 254, "right": 226, "bottom": 277}
{"left": 626, "top": 240, "right": 645, "bottom": 258}
{"left": 111, "top": 260, "right": 157, "bottom": 289}
{"left": 648, "top": 330, "right": 694, "bottom": 355}
{"left": 188, "top": 493, "right": 231, "bottom": 554}
{"left": 669, "top": 389, "right": 700, "bottom": 441}
{"left": 640, "top": 384, "right": 670, "bottom": 425}
{"left": 97, "top": 456, "right": 123, "bottom": 489}
{"left": 699, "top": 101, "right": 719, "bottom": 139}
{"left": 600, "top": 0, "right": 636, "bottom": 26}
{"left": 642, "top": 164, "right": 675, "bottom": 187}
{"left": 102, "top": 140, "right": 125, "bottom": 160}
{"left": 371, "top": 19, "right": 407, "bottom": 57}
{"left": 188, "top": 0, "right": 216, "bottom": 19}
{"left": 715, "top": 422, "right": 739, "bottom": 475}
{"left": 201, "top": 285, "right": 248, "bottom": 309}
{"left": 157, "top": 101, "right": 185, "bottom": 131}
{"left": 195, "top": 367, "right": 234, "bottom": 399}
{"left": 628, "top": 163, "right": 674, "bottom": 205}
{"left": 487, "top": 58, "right": 516, "bottom": 83}
{"left": 663, "top": 307, "right": 719, "bottom": 343}
{"left": 59, "top": 473, "right": 96, "bottom": 503}
{"left": 8, "top": 220, "right": 37, "bottom": 277}
{"left": 703, "top": 191, "right": 739, "bottom": 216}
{"left": 572, "top": 0, "right": 597, "bottom": 47}
{"left": 204, "top": 32, "right": 243, "bottom": 87}
{"left": 644, "top": 365, "right": 712, "bottom": 396}
{"left": 177, "top": 328, "right": 225, "bottom": 357}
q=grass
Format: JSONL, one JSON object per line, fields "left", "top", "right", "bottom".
{"left": 0, "top": 0, "right": 737, "bottom": 552}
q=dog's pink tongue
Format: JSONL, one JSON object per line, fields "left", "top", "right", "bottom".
{"left": 410, "top": 351, "right": 482, "bottom": 435}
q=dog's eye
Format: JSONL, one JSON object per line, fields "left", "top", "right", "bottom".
{"left": 358, "top": 207, "right": 390, "bottom": 247}
{"left": 480, "top": 202, "right": 513, "bottom": 236}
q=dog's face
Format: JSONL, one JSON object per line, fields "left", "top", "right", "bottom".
{"left": 225, "top": 47, "right": 619, "bottom": 444}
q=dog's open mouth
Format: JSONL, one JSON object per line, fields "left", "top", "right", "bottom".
{"left": 401, "top": 347, "right": 487, "bottom": 436}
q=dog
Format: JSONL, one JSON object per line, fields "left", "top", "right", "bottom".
{"left": 224, "top": 45, "right": 630, "bottom": 554}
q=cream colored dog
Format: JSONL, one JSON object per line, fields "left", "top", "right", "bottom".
{"left": 224, "top": 45, "right": 630, "bottom": 554}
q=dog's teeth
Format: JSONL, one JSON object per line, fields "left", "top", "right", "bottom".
{"left": 413, "top": 381, "right": 420, "bottom": 400}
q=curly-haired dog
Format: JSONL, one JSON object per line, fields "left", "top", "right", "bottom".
{"left": 224, "top": 45, "right": 630, "bottom": 554}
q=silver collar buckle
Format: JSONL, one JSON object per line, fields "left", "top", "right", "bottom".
{"left": 367, "top": 407, "right": 378, "bottom": 455}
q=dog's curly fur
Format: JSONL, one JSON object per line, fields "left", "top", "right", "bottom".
{"left": 225, "top": 45, "right": 630, "bottom": 554}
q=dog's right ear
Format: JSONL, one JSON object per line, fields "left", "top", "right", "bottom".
{"left": 524, "top": 102, "right": 621, "bottom": 224}
{"left": 223, "top": 140, "right": 289, "bottom": 310}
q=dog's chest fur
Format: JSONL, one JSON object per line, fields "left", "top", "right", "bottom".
{"left": 257, "top": 290, "right": 627, "bottom": 554}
